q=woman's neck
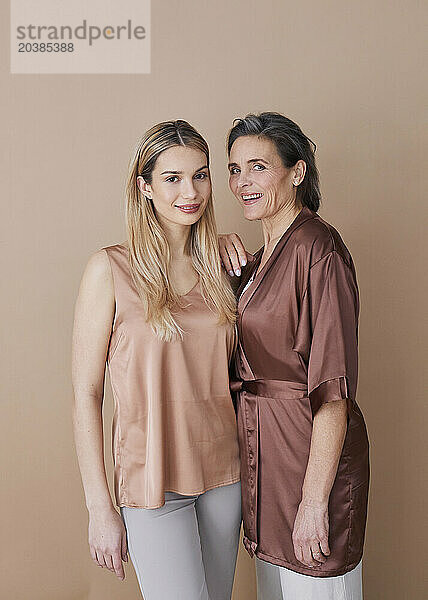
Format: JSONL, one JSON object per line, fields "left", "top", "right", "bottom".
{"left": 158, "top": 217, "right": 192, "bottom": 259}
{"left": 261, "top": 200, "right": 302, "bottom": 248}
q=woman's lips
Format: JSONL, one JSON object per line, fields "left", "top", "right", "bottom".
{"left": 242, "top": 193, "right": 263, "bottom": 205}
{"left": 175, "top": 203, "right": 201, "bottom": 213}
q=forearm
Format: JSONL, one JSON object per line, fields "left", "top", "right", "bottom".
{"left": 301, "top": 399, "right": 348, "bottom": 505}
{"left": 72, "top": 393, "right": 115, "bottom": 514}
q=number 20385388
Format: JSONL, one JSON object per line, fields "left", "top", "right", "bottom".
{"left": 18, "top": 42, "right": 74, "bottom": 52}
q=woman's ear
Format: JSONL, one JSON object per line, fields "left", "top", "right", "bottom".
{"left": 137, "top": 176, "right": 153, "bottom": 199}
{"left": 293, "top": 160, "right": 307, "bottom": 186}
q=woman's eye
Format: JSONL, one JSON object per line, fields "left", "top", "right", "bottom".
{"left": 194, "top": 172, "right": 207, "bottom": 180}
{"left": 166, "top": 176, "right": 179, "bottom": 183}
{"left": 253, "top": 164, "right": 265, "bottom": 171}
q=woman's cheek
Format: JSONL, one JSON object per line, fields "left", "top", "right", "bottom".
{"left": 264, "top": 190, "right": 279, "bottom": 214}
{"left": 204, "top": 180, "right": 213, "bottom": 197}
{"left": 228, "top": 177, "right": 234, "bottom": 194}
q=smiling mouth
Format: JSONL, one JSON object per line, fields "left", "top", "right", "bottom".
{"left": 175, "top": 203, "right": 201, "bottom": 213}
{"left": 242, "top": 193, "right": 263, "bottom": 205}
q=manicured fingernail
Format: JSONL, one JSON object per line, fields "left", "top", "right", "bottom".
{"left": 228, "top": 270, "right": 234, "bottom": 277}
{"left": 241, "top": 258, "right": 247, "bottom": 266}
{"left": 235, "top": 269, "right": 241, "bottom": 276}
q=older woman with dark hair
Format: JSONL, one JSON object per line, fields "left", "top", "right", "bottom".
{"left": 220, "top": 112, "right": 369, "bottom": 599}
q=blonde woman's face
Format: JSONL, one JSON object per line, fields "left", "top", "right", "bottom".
{"left": 138, "top": 146, "right": 211, "bottom": 226}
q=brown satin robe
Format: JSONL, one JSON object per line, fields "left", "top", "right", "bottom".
{"left": 232, "top": 206, "right": 370, "bottom": 577}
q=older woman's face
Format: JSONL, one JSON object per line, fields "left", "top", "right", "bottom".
{"left": 228, "top": 136, "right": 296, "bottom": 221}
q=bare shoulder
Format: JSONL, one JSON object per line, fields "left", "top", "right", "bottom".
{"left": 85, "top": 249, "right": 112, "bottom": 281}
{"left": 78, "top": 249, "right": 114, "bottom": 301}
{"left": 72, "top": 250, "right": 116, "bottom": 386}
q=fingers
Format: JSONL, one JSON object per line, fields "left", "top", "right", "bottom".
{"left": 310, "top": 541, "right": 327, "bottom": 564}
{"left": 293, "top": 536, "right": 326, "bottom": 568}
{"left": 91, "top": 546, "right": 126, "bottom": 580}
{"left": 319, "top": 536, "right": 330, "bottom": 557}
{"left": 121, "top": 533, "right": 128, "bottom": 562}
{"left": 294, "top": 539, "right": 329, "bottom": 568}
{"left": 104, "top": 553, "right": 114, "bottom": 571}
{"left": 293, "top": 537, "right": 315, "bottom": 568}
{"left": 94, "top": 548, "right": 106, "bottom": 568}
{"left": 295, "top": 544, "right": 305, "bottom": 566}
{"left": 90, "top": 545, "right": 99, "bottom": 566}
{"left": 233, "top": 234, "right": 249, "bottom": 271}
{"left": 219, "top": 234, "right": 248, "bottom": 276}
{"left": 112, "top": 552, "right": 126, "bottom": 580}
{"left": 225, "top": 242, "right": 242, "bottom": 276}
{"left": 294, "top": 538, "right": 329, "bottom": 568}
{"left": 302, "top": 543, "right": 320, "bottom": 568}
{"left": 220, "top": 245, "right": 234, "bottom": 276}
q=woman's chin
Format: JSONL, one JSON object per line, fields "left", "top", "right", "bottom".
{"left": 243, "top": 204, "right": 264, "bottom": 221}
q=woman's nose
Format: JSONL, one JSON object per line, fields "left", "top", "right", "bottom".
{"left": 237, "top": 171, "right": 250, "bottom": 189}
{"left": 182, "top": 179, "right": 197, "bottom": 199}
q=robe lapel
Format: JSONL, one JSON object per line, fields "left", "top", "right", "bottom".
{"left": 238, "top": 207, "right": 316, "bottom": 315}
{"left": 236, "top": 248, "right": 263, "bottom": 299}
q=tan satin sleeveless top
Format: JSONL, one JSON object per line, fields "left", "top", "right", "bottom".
{"left": 103, "top": 244, "right": 240, "bottom": 508}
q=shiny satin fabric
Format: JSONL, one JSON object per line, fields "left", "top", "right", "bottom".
{"left": 103, "top": 244, "right": 240, "bottom": 509}
{"left": 233, "top": 207, "right": 370, "bottom": 577}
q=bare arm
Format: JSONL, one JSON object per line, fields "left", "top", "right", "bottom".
{"left": 71, "top": 249, "right": 127, "bottom": 580}
{"left": 292, "top": 399, "right": 348, "bottom": 568}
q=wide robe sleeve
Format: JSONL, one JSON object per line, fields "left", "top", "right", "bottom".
{"left": 295, "top": 249, "right": 360, "bottom": 415}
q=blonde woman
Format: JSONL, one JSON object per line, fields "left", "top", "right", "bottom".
{"left": 72, "top": 120, "right": 241, "bottom": 600}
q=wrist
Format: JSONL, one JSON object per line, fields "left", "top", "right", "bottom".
{"left": 86, "top": 498, "right": 115, "bottom": 516}
{"left": 301, "top": 490, "right": 329, "bottom": 507}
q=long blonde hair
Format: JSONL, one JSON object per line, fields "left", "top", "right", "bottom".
{"left": 126, "top": 119, "right": 236, "bottom": 341}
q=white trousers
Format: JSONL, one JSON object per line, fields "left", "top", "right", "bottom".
{"left": 120, "top": 481, "right": 241, "bottom": 600}
{"left": 256, "top": 556, "right": 363, "bottom": 600}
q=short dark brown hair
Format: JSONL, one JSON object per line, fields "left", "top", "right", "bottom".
{"left": 227, "top": 112, "right": 321, "bottom": 212}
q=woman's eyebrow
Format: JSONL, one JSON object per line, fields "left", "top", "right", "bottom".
{"left": 228, "top": 158, "right": 269, "bottom": 169}
{"left": 160, "top": 165, "right": 208, "bottom": 176}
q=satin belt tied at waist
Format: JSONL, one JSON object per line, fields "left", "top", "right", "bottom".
{"left": 230, "top": 378, "right": 308, "bottom": 399}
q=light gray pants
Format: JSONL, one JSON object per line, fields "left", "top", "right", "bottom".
{"left": 256, "top": 556, "right": 363, "bottom": 600}
{"left": 120, "top": 481, "right": 241, "bottom": 600}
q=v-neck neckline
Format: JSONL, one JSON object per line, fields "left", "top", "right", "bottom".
{"left": 118, "top": 243, "right": 199, "bottom": 299}
{"left": 254, "top": 207, "right": 305, "bottom": 278}
{"left": 179, "top": 279, "right": 199, "bottom": 298}
{"left": 238, "top": 206, "right": 315, "bottom": 306}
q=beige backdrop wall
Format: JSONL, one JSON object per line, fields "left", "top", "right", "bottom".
{"left": 1, "top": 1, "right": 426, "bottom": 598}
